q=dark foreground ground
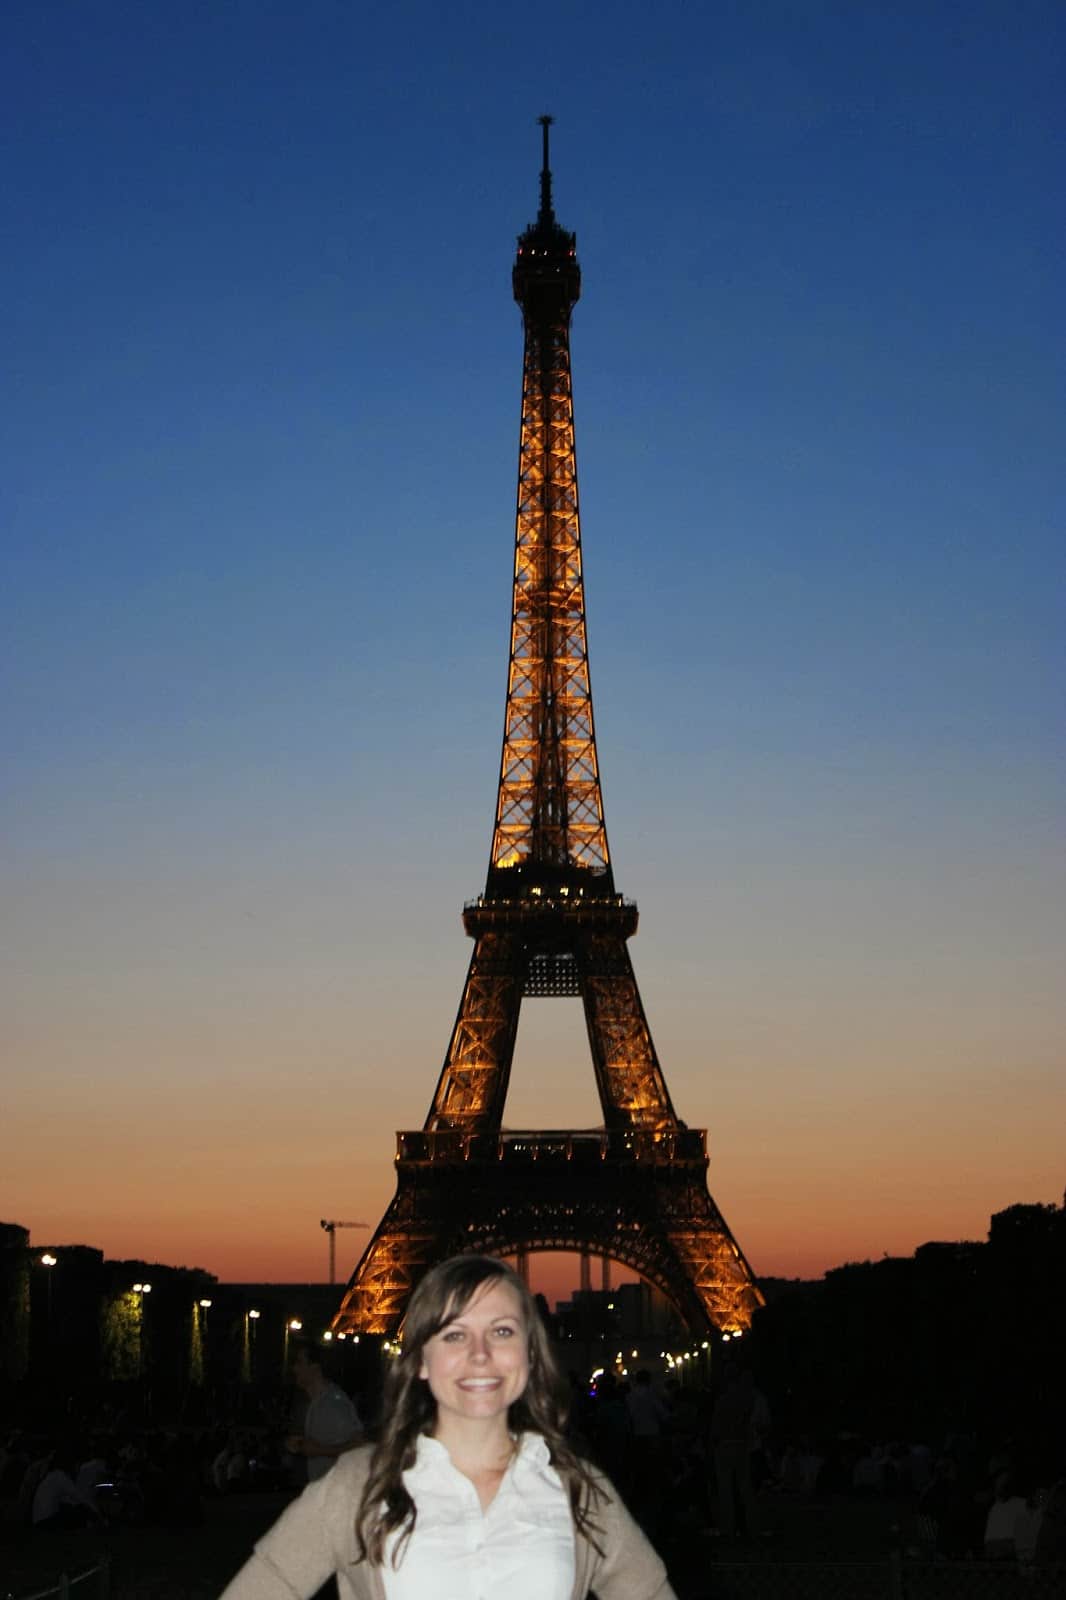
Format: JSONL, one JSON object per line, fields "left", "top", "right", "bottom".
{"left": 3, "top": 1487, "right": 1063, "bottom": 1600}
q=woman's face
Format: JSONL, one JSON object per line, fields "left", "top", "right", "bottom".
{"left": 419, "top": 1276, "right": 530, "bottom": 1432}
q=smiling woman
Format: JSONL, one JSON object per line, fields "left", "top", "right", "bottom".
{"left": 219, "top": 1255, "right": 676, "bottom": 1600}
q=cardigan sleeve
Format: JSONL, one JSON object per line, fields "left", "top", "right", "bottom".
{"left": 580, "top": 1471, "right": 678, "bottom": 1600}
{"left": 219, "top": 1449, "right": 378, "bottom": 1600}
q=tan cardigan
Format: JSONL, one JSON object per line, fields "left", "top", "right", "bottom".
{"left": 220, "top": 1443, "right": 677, "bottom": 1600}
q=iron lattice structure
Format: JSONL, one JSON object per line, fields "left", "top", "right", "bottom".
{"left": 334, "top": 121, "right": 762, "bottom": 1339}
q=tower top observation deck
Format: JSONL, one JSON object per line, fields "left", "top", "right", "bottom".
{"left": 513, "top": 115, "right": 580, "bottom": 310}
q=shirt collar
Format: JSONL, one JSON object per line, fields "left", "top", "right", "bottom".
{"left": 408, "top": 1430, "right": 550, "bottom": 1484}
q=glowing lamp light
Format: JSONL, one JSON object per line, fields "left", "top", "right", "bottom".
{"left": 199, "top": 1298, "right": 213, "bottom": 1308}
{"left": 322, "top": 1331, "right": 333, "bottom": 1342}
{"left": 41, "top": 1253, "right": 57, "bottom": 1267}
{"left": 248, "top": 1309, "right": 261, "bottom": 1320}
{"left": 288, "top": 1319, "right": 302, "bottom": 1331}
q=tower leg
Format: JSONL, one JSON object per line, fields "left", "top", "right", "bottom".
{"left": 580, "top": 937, "right": 677, "bottom": 1126}
{"left": 425, "top": 934, "right": 523, "bottom": 1131}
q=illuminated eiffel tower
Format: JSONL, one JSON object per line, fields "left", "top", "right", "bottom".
{"left": 334, "top": 121, "right": 762, "bottom": 1339}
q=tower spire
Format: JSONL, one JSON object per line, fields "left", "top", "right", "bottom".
{"left": 538, "top": 113, "right": 555, "bottom": 225}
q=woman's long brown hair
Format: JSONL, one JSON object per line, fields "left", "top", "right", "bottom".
{"left": 354, "top": 1254, "right": 603, "bottom": 1567}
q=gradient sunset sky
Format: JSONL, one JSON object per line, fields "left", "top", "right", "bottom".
{"left": 4, "top": 2, "right": 1063, "bottom": 1299}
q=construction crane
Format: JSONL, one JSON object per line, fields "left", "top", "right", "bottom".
{"left": 320, "top": 1219, "right": 368, "bottom": 1285}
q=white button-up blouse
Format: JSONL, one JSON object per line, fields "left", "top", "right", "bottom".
{"left": 381, "top": 1432, "right": 576, "bottom": 1600}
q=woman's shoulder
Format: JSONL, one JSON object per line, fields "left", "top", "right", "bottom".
{"left": 553, "top": 1448, "right": 611, "bottom": 1487}
{"left": 322, "top": 1442, "right": 377, "bottom": 1494}
{"left": 547, "top": 1448, "right": 621, "bottom": 1511}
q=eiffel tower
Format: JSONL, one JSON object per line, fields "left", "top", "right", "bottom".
{"left": 334, "top": 121, "right": 762, "bottom": 1340}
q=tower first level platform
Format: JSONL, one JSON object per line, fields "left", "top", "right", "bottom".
{"left": 331, "top": 1126, "right": 761, "bottom": 1338}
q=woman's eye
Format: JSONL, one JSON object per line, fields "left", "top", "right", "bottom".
{"left": 492, "top": 1325, "right": 515, "bottom": 1338}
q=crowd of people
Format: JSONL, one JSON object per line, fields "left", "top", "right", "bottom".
{"left": 569, "top": 1361, "right": 1066, "bottom": 1569}
{"left": 1, "top": 1424, "right": 280, "bottom": 1533}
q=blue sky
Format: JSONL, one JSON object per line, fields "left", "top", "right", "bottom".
{"left": 4, "top": 1, "right": 1063, "bottom": 1286}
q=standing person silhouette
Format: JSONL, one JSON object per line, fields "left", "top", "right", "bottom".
{"left": 287, "top": 1340, "right": 363, "bottom": 1482}
{"left": 220, "top": 1254, "right": 675, "bottom": 1599}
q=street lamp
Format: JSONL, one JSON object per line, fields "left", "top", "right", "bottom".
{"left": 194, "top": 1297, "right": 213, "bottom": 1385}
{"left": 244, "top": 1308, "right": 260, "bottom": 1385}
{"left": 283, "top": 1317, "right": 303, "bottom": 1374}
{"left": 38, "top": 1253, "right": 57, "bottom": 1349}
{"left": 130, "top": 1283, "right": 152, "bottom": 1389}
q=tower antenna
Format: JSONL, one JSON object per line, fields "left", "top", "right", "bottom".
{"left": 537, "top": 113, "right": 555, "bottom": 224}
